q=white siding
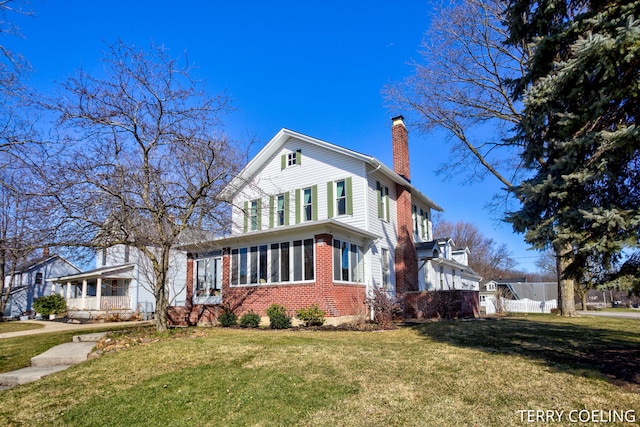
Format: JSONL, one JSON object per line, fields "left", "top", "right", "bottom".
{"left": 231, "top": 137, "right": 369, "bottom": 233}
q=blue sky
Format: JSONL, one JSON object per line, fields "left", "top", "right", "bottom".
{"left": 9, "top": 0, "right": 540, "bottom": 272}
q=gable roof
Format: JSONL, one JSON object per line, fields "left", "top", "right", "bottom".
{"left": 11, "top": 254, "right": 80, "bottom": 276}
{"left": 222, "top": 128, "right": 443, "bottom": 211}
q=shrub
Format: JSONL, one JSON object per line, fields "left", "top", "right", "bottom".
{"left": 33, "top": 294, "right": 67, "bottom": 316}
{"left": 295, "top": 304, "right": 326, "bottom": 327}
{"left": 266, "top": 303, "right": 292, "bottom": 329}
{"left": 365, "top": 288, "right": 402, "bottom": 328}
{"left": 217, "top": 306, "right": 237, "bottom": 327}
{"left": 239, "top": 311, "right": 261, "bottom": 328}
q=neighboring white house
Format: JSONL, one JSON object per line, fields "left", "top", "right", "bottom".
{"left": 173, "top": 116, "right": 481, "bottom": 325}
{"left": 2, "top": 250, "right": 80, "bottom": 319}
{"left": 480, "top": 278, "right": 558, "bottom": 314}
{"left": 49, "top": 244, "right": 187, "bottom": 320}
{"left": 417, "top": 238, "right": 481, "bottom": 292}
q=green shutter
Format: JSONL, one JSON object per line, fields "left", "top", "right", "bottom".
{"left": 346, "top": 177, "right": 353, "bottom": 216}
{"left": 327, "top": 181, "right": 334, "bottom": 218}
{"left": 295, "top": 188, "right": 301, "bottom": 224}
{"left": 281, "top": 154, "right": 286, "bottom": 170}
{"left": 376, "top": 181, "right": 383, "bottom": 219}
{"left": 284, "top": 191, "right": 290, "bottom": 225}
{"left": 256, "top": 199, "right": 262, "bottom": 229}
{"left": 269, "top": 195, "right": 274, "bottom": 228}
{"left": 243, "top": 200, "right": 248, "bottom": 232}
{"left": 312, "top": 185, "right": 318, "bottom": 221}
{"left": 296, "top": 149, "right": 302, "bottom": 166}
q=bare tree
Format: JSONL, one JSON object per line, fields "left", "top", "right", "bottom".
{"left": 387, "top": 0, "right": 577, "bottom": 316}
{"left": 433, "top": 220, "right": 516, "bottom": 283}
{"left": 44, "top": 40, "right": 243, "bottom": 331}
{"left": 0, "top": 165, "right": 53, "bottom": 320}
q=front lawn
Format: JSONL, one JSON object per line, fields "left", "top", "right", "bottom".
{"left": 1, "top": 315, "right": 639, "bottom": 426}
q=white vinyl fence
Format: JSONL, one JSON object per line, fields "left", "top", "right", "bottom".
{"left": 486, "top": 297, "right": 557, "bottom": 314}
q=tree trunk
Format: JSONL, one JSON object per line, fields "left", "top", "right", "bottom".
{"left": 555, "top": 243, "right": 577, "bottom": 317}
{"left": 153, "top": 247, "right": 172, "bottom": 332}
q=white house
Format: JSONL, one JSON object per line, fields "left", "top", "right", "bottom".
{"left": 480, "top": 278, "right": 558, "bottom": 314}
{"left": 172, "top": 116, "right": 481, "bottom": 325}
{"left": 50, "top": 244, "right": 187, "bottom": 320}
{"left": 2, "top": 249, "right": 80, "bottom": 319}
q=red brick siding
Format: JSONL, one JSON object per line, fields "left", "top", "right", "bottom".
{"left": 403, "top": 290, "right": 479, "bottom": 319}
{"left": 392, "top": 117, "right": 410, "bottom": 181}
{"left": 169, "top": 234, "right": 366, "bottom": 326}
{"left": 395, "top": 183, "right": 419, "bottom": 294}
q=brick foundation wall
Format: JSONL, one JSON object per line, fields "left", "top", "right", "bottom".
{"left": 403, "top": 290, "right": 479, "bottom": 319}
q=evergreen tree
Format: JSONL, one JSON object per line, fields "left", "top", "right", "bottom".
{"left": 505, "top": 0, "right": 640, "bottom": 314}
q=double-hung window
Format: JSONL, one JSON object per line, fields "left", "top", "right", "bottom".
{"left": 377, "top": 181, "right": 390, "bottom": 221}
{"left": 244, "top": 199, "right": 262, "bottom": 232}
{"left": 381, "top": 248, "right": 390, "bottom": 290}
{"left": 276, "top": 194, "right": 286, "bottom": 226}
{"left": 303, "top": 188, "right": 313, "bottom": 222}
{"left": 336, "top": 180, "right": 347, "bottom": 216}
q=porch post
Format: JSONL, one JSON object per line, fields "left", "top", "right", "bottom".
{"left": 66, "top": 281, "right": 71, "bottom": 300}
{"left": 81, "top": 279, "right": 87, "bottom": 309}
{"left": 96, "top": 277, "right": 102, "bottom": 311}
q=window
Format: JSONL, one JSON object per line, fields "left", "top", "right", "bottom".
{"left": 439, "top": 266, "right": 444, "bottom": 289}
{"left": 276, "top": 194, "right": 286, "bottom": 226}
{"left": 377, "top": 181, "right": 390, "bottom": 221}
{"left": 333, "top": 239, "right": 364, "bottom": 283}
{"left": 124, "top": 245, "right": 130, "bottom": 263}
{"left": 303, "top": 188, "right": 313, "bottom": 221}
{"left": 281, "top": 149, "right": 302, "bottom": 169}
{"left": 35, "top": 272, "right": 43, "bottom": 285}
{"left": 412, "top": 204, "right": 419, "bottom": 235}
{"left": 196, "top": 257, "right": 222, "bottom": 297}
{"left": 336, "top": 180, "right": 347, "bottom": 216}
{"left": 249, "top": 200, "right": 259, "bottom": 230}
{"left": 420, "top": 209, "right": 426, "bottom": 238}
{"left": 382, "top": 248, "right": 390, "bottom": 290}
{"left": 230, "top": 239, "right": 313, "bottom": 286}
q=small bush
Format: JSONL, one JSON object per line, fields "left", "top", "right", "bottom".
{"left": 266, "top": 303, "right": 292, "bottom": 329}
{"left": 366, "top": 288, "right": 402, "bottom": 328}
{"left": 218, "top": 306, "right": 237, "bottom": 327}
{"left": 33, "top": 294, "right": 67, "bottom": 316}
{"left": 295, "top": 304, "right": 326, "bottom": 327}
{"left": 239, "top": 311, "right": 261, "bottom": 328}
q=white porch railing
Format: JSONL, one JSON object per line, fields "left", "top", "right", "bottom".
{"left": 67, "top": 296, "right": 131, "bottom": 311}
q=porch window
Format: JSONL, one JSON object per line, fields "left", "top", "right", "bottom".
{"left": 196, "top": 257, "right": 222, "bottom": 297}
{"left": 102, "top": 279, "right": 128, "bottom": 297}
{"left": 333, "top": 239, "right": 364, "bottom": 283}
{"left": 231, "top": 239, "right": 311, "bottom": 286}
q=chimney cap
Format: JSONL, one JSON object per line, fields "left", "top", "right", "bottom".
{"left": 391, "top": 115, "right": 405, "bottom": 126}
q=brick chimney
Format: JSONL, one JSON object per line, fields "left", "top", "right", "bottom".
{"left": 42, "top": 247, "right": 50, "bottom": 258}
{"left": 392, "top": 115, "right": 419, "bottom": 295}
{"left": 392, "top": 115, "right": 410, "bottom": 182}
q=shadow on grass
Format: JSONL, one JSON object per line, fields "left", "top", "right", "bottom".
{"left": 412, "top": 316, "right": 640, "bottom": 391}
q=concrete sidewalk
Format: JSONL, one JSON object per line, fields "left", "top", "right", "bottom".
{"left": 0, "top": 332, "right": 107, "bottom": 390}
{"left": 0, "top": 319, "right": 153, "bottom": 339}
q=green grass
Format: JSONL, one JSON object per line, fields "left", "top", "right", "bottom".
{"left": 0, "top": 321, "right": 44, "bottom": 334}
{"left": 0, "top": 325, "right": 147, "bottom": 374}
{"left": 1, "top": 316, "right": 639, "bottom": 426}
